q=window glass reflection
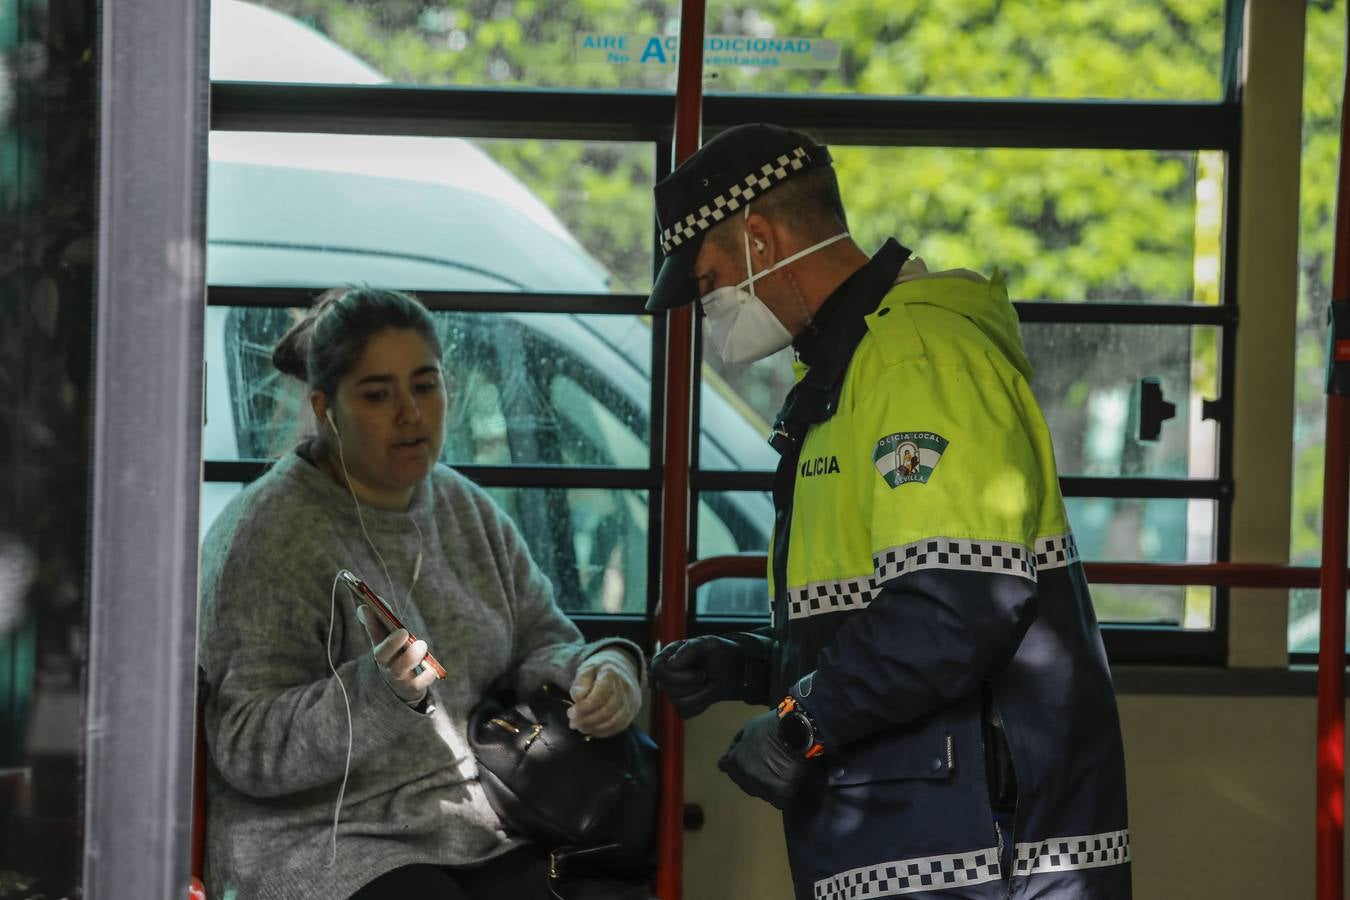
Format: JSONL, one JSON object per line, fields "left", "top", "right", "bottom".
{"left": 208, "top": 133, "right": 652, "bottom": 295}
{"left": 205, "top": 308, "right": 654, "bottom": 466}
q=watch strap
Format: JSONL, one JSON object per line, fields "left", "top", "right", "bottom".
{"left": 776, "top": 695, "right": 825, "bottom": 759}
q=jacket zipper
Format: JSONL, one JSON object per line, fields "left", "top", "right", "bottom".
{"left": 990, "top": 694, "right": 1019, "bottom": 889}
{"left": 995, "top": 818, "right": 1007, "bottom": 890}
{"left": 946, "top": 735, "right": 954, "bottom": 769}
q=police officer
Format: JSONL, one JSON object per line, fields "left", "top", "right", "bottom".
{"left": 648, "top": 124, "right": 1131, "bottom": 900}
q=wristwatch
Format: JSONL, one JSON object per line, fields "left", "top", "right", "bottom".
{"left": 775, "top": 695, "right": 825, "bottom": 759}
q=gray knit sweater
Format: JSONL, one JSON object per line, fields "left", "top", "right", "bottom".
{"left": 199, "top": 446, "right": 642, "bottom": 899}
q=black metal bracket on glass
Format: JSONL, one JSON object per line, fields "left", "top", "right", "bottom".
{"left": 1138, "top": 377, "right": 1177, "bottom": 443}
{"left": 1201, "top": 396, "right": 1229, "bottom": 423}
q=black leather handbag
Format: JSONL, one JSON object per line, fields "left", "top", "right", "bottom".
{"left": 468, "top": 682, "right": 659, "bottom": 889}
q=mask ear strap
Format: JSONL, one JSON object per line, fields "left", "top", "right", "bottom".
{"left": 753, "top": 232, "right": 850, "bottom": 285}
{"left": 742, "top": 203, "right": 756, "bottom": 296}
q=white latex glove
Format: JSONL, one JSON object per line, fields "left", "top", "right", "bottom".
{"left": 568, "top": 647, "right": 642, "bottom": 738}
{"left": 356, "top": 604, "right": 436, "bottom": 706}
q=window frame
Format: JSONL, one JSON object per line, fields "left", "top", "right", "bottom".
{"left": 205, "top": 3, "right": 1246, "bottom": 666}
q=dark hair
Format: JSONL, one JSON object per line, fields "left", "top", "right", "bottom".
{"left": 710, "top": 166, "right": 850, "bottom": 251}
{"left": 272, "top": 286, "right": 442, "bottom": 398}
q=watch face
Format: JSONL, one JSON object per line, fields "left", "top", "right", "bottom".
{"left": 778, "top": 711, "right": 812, "bottom": 753}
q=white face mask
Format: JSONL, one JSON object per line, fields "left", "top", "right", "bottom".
{"left": 700, "top": 205, "right": 849, "bottom": 365}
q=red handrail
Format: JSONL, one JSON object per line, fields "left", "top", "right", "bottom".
{"left": 1315, "top": 11, "right": 1350, "bottom": 899}
{"left": 654, "top": 2, "right": 705, "bottom": 897}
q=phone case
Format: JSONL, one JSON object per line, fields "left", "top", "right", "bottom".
{"left": 338, "top": 570, "right": 447, "bottom": 679}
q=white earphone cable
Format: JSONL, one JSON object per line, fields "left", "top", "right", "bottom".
{"left": 323, "top": 413, "right": 426, "bottom": 864}
{"left": 325, "top": 571, "right": 354, "bottom": 867}
{"left": 333, "top": 430, "right": 401, "bottom": 617}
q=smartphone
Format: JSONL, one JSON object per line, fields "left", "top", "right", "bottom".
{"left": 337, "top": 569, "right": 446, "bottom": 679}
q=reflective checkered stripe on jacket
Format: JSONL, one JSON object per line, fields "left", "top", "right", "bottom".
{"left": 811, "top": 829, "right": 1130, "bottom": 899}
{"left": 784, "top": 533, "right": 1079, "bottom": 622}
{"left": 812, "top": 846, "right": 1002, "bottom": 900}
{"left": 1013, "top": 829, "right": 1131, "bottom": 877}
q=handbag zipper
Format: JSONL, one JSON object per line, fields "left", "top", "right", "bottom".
{"left": 523, "top": 723, "right": 545, "bottom": 751}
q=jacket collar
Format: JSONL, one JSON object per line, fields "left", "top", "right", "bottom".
{"left": 770, "top": 238, "right": 911, "bottom": 447}
{"left": 793, "top": 238, "right": 909, "bottom": 375}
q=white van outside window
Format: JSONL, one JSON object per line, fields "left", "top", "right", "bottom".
{"left": 204, "top": 0, "right": 776, "bottom": 617}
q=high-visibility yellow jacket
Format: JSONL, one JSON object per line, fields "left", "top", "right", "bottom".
{"left": 751, "top": 239, "right": 1131, "bottom": 900}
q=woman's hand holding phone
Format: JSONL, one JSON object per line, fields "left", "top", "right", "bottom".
{"left": 356, "top": 605, "right": 439, "bottom": 705}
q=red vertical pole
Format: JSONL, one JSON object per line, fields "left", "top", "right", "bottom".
{"left": 655, "top": 2, "right": 704, "bottom": 898}
{"left": 1316, "top": 14, "right": 1350, "bottom": 900}
{"left": 1319, "top": 405, "right": 1349, "bottom": 900}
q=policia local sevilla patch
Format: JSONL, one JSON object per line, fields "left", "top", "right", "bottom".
{"left": 873, "top": 431, "right": 949, "bottom": 488}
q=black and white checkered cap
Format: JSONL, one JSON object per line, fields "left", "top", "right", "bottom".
{"left": 647, "top": 123, "right": 832, "bottom": 311}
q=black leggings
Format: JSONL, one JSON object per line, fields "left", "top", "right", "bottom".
{"left": 350, "top": 846, "right": 554, "bottom": 900}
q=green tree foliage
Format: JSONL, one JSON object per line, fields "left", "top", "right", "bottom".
{"left": 256, "top": 0, "right": 1226, "bottom": 302}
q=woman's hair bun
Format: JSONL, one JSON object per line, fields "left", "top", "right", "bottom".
{"left": 271, "top": 289, "right": 349, "bottom": 381}
{"left": 268, "top": 287, "right": 438, "bottom": 395}
{"left": 271, "top": 315, "right": 313, "bottom": 381}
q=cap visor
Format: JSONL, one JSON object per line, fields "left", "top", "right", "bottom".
{"left": 646, "top": 240, "right": 702, "bottom": 311}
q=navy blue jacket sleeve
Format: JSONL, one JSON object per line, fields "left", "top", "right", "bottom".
{"left": 801, "top": 568, "right": 1037, "bottom": 750}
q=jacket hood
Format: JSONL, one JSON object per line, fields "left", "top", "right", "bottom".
{"left": 889, "top": 265, "right": 1034, "bottom": 381}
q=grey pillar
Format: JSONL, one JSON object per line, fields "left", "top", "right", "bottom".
{"left": 84, "top": 0, "right": 208, "bottom": 895}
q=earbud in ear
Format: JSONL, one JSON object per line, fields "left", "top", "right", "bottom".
{"left": 754, "top": 239, "right": 766, "bottom": 253}
{"left": 325, "top": 409, "right": 338, "bottom": 433}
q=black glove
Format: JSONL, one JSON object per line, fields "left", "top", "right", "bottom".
{"left": 649, "top": 635, "right": 747, "bottom": 719}
{"left": 716, "top": 710, "right": 810, "bottom": 810}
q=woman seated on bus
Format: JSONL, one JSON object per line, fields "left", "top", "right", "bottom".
{"left": 199, "top": 286, "right": 644, "bottom": 899}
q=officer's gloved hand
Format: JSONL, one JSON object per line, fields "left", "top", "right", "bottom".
{"left": 649, "top": 635, "right": 746, "bottom": 719}
{"left": 717, "top": 710, "right": 809, "bottom": 810}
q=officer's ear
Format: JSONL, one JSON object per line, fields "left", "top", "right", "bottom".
{"left": 743, "top": 211, "right": 775, "bottom": 260}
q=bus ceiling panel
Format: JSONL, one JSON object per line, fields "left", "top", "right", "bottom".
{"left": 210, "top": 82, "right": 1240, "bottom": 152}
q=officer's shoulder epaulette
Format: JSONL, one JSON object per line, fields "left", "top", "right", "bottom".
{"left": 862, "top": 284, "right": 928, "bottom": 368}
